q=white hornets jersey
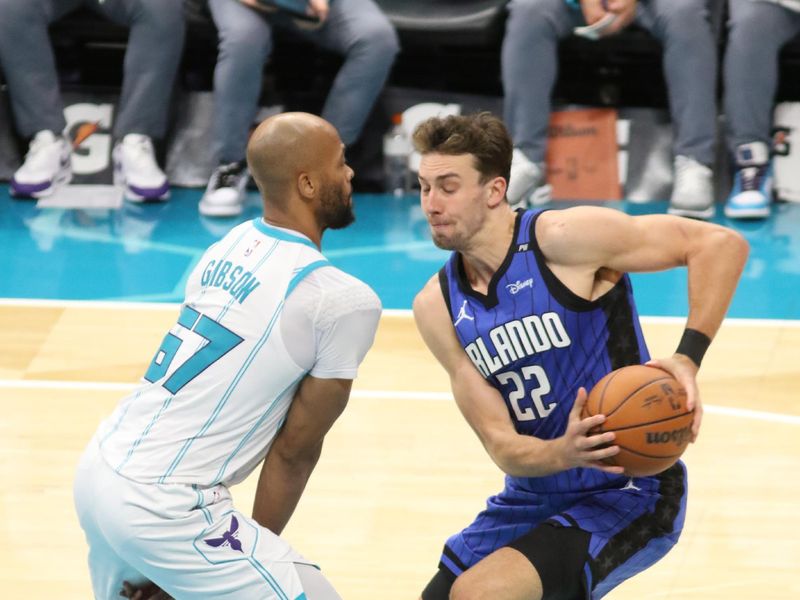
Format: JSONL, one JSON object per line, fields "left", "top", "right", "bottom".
{"left": 96, "top": 218, "right": 381, "bottom": 487}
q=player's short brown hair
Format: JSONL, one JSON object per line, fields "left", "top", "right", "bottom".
{"left": 412, "top": 112, "right": 512, "bottom": 184}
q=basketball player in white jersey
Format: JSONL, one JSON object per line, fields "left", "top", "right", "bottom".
{"left": 73, "top": 112, "right": 382, "bottom": 599}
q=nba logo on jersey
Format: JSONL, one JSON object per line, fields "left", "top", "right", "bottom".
{"left": 244, "top": 239, "right": 261, "bottom": 257}
{"left": 196, "top": 513, "right": 257, "bottom": 562}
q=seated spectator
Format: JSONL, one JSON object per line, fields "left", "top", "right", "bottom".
{"left": 503, "top": 0, "right": 718, "bottom": 219}
{"left": 723, "top": 0, "right": 800, "bottom": 219}
{"left": 199, "top": 0, "right": 399, "bottom": 217}
{"left": 0, "top": 0, "right": 185, "bottom": 202}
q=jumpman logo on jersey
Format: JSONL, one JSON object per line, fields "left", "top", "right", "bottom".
{"left": 454, "top": 300, "right": 474, "bottom": 326}
{"left": 204, "top": 515, "right": 244, "bottom": 553}
{"left": 621, "top": 478, "right": 641, "bottom": 492}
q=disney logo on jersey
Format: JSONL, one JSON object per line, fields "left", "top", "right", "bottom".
{"left": 204, "top": 515, "right": 244, "bottom": 553}
{"left": 454, "top": 300, "right": 475, "bottom": 326}
{"left": 465, "top": 311, "right": 571, "bottom": 378}
{"left": 506, "top": 278, "right": 534, "bottom": 295}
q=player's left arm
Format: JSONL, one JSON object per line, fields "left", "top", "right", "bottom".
{"left": 252, "top": 375, "right": 352, "bottom": 534}
{"left": 538, "top": 206, "right": 749, "bottom": 438}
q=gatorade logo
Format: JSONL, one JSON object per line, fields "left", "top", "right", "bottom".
{"left": 64, "top": 102, "right": 114, "bottom": 175}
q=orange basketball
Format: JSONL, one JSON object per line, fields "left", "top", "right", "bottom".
{"left": 582, "top": 365, "right": 694, "bottom": 477}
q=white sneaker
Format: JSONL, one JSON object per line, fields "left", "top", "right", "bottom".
{"left": 113, "top": 134, "right": 170, "bottom": 202}
{"left": 667, "top": 155, "right": 714, "bottom": 220}
{"left": 724, "top": 142, "right": 772, "bottom": 219}
{"left": 11, "top": 130, "right": 72, "bottom": 198}
{"left": 507, "top": 148, "right": 551, "bottom": 210}
{"left": 199, "top": 161, "right": 250, "bottom": 217}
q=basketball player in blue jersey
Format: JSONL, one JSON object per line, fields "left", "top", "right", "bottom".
{"left": 73, "top": 112, "right": 381, "bottom": 600}
{"left": 411, "top": 112, "right": 748, "bottom": 600}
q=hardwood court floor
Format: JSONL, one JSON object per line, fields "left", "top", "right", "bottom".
{"left": 1, "top": 303, "right": 799, "bottom": 599}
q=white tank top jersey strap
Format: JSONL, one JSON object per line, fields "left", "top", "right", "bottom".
{"left": 95, "top": 217, "right": 382, "bottom": 488}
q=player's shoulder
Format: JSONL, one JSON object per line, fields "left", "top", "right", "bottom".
{"left": 413, "top": 273, "right": 442, "bottom": 312}
{"left": 412, "top": 272, "right": 449, "bottom": 332}
{"left": 307, "top": 265, "right": 382, "bottom": 315}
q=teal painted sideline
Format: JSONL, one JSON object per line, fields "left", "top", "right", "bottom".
{"left": 1, "top": 184, "right": 798, "bottom": 319}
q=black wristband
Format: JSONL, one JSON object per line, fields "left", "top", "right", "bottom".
{"left": 675, "top": 328, "right": 711, "bottom": 367}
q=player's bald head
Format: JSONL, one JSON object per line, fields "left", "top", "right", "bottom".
{"left": 246, "top": 112, "right": 341, "bottom": 205}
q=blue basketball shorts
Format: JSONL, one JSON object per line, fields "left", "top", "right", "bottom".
{"left": 438, "top": 462, "right": 687, "bottom": 599}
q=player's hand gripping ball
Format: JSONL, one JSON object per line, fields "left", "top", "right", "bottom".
{"left": 581, "top": 365, "right": 694, "bottom": 477}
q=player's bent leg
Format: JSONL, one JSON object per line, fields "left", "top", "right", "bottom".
{"left": 295, "top": 562, "right": 343, "bottom": 600}
{"left": 450, "top": 547, "right": 544, "bottom": 600}
{"left": 420, "top": 567, "right": 457, "bottom": 600}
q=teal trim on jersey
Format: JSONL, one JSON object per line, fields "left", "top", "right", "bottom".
{"left": 248, "top": 556, "right": 290, "bottom": 600}
{"left": 212, "top": 371, "right": 306, "bottom": 485}
{"left": 296, "top": 594, "right": 307, "bottom": 600}
{"left": 253, "top": 218, "right": 317, "bottom": 250}
{"left": 285, "top": 260, "right": 331, "bottom": 299}
{"left": 98, "top": 388, "right": 141, "bottom": 448}
{"left": 197, "top": 225, "right": 253, "bottom": 304}
{"left": 115, "top": 395, "right": 174, "bottom": 473}
{"left": 159, "top": 243, "right": 326, "bottom": 483}
{"left": 215, "top": 238, "right": 279, "bottom": 324}
{"left": 158, "top": 299, "right": 286, "bottom": 483}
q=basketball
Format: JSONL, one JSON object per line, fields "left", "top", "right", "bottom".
{"left": 582, "top": 365, "right": 694, "bottom": 477}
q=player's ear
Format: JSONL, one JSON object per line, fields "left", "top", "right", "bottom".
{"left": 297, "top": 171, "right": 317, "bottom": 201}
{"left": 486, "top": 175, "right": 507, "bottom": 208}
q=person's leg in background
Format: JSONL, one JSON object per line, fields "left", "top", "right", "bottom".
{"left": 299, "top": 0, "right": 399, "bottom": 148}
{"left": 723, "top": 0, "right": 800, "bottom": 218}
{"left": 0, "top": 0, "right": 82, "bottom": 197}
{"left": 501, "top": 0, "right": 579, "bottom": 208}
{"left": 201, "top": 0, "right": 273, "bottom": 217}
{"left": 638, "top": 0, "right": 718, "bottom": 219}
{"left": 97, "top": 0, "right": 186, "bottom": 202}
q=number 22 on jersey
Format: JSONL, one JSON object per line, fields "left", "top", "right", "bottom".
{"left": 497, "top": 365, "right": 554, "bottom": 421}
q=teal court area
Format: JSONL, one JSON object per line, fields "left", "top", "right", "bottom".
{"left": 2, "top": 183, "right": 799, "bottom": 320}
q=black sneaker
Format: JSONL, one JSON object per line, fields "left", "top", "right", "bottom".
{"left": 199, "top": 161, "right": 249, "bottom": 217}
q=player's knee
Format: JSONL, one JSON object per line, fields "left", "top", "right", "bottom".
{"left": 449, "top": 571, "right": 497, "bottom": 600}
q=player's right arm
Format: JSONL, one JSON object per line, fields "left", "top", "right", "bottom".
{"left": 252, "top": 374, "right": 352, "bottom": 534}
{"left": 413, "top": 275, "right": 624, "bottom": 477}
{"left": 252, "top": 269, "right": 381, "bottom": 533}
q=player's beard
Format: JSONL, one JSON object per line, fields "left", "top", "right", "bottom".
{"left": 317, "top": 179, "right": 355, "bottom": 230}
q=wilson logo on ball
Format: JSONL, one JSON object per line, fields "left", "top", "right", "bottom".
{"left": 646, "top": 426, "right": 691, "bottom": 445}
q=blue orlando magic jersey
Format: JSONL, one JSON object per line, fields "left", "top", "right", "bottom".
{"left": 440, "top": 209, "right": 651, "bottom": 493}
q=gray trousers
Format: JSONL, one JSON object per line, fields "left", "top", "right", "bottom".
{"left": 208, "top": 0, "right": 399, "bottom": 163}
{"left": 724, "top": 0, "right": 800, "bottom": 151}
{"left": 502, "top": 0, "right": 718, "bottom": 165}
{"left": 0, "top": 0, "right": 185, "bottom": 140}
